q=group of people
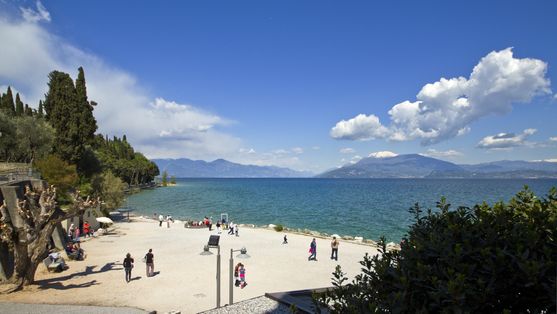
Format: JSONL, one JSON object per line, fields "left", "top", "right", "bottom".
{"left": 122, "top": 248, "right": 155, "bottom": 283}
{"left": 308, "top": 236, "right": 339, "bottom": 261}
{"left": 65, "top": 241, "right": 85, "bottom": 260}
{"left": 67, "top": 221, "right": 93, "bottom": 242}
{"left": 157, "top": 213, "right": 174, "bottom": 228}
{"left": 234, "top": 262, "right": 247, "bottom": 289}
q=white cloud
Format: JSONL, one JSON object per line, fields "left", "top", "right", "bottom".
{"left": 350, "top": 155, "right": 363, "bottom": 164}
{"left": 477, "top": 128, "right": 537, "bottom": 149}
{"left": 291, "top": 147, "right": 304, "bottom": 154}
{"left": 339, "top": 147, "right": 355, "bottom": 154}
{"left": 330, "top": 48, "right": 551, "bottom": 145}
{"left": 550, "top": 137, "right": 557, "bottom": 142}
{"left": 0, "top": 6, "right": 247, "bottom": 161}
{"left": 544, "top": 158, "right": 557, "bottom": 162}
{"left": 420, "top": 149, "right": 462, "bottom": 158}
{"left": 20, "top": 1, "right": 51, "bottom": 23}
{"left": 368, "top": 151, "right": 398, "bottom": 158}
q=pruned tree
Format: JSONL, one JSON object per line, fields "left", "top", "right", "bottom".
{"left": 0, "top": 184, "right": 99, "bottom": 292}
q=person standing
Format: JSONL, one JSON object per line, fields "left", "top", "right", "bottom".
{"left": 145, "top": 249, "right": 154, "bottom": 277}
{"left": 283, "top": 234, "right": 288, "bottom": 244}
{"left": 235, "top": 224, "right": 239, "bottom": 237}
{"left": 228, "top": 222, "right": 235, "bottom": 235}
{"left": 158, "top": 214, "right": 164, "bottom": 227}
{"left": 331, "top": 237, "right": 339, "bottom": 261}
{"left": 166, "top": 215, "right": 170, "bottom": 228}
{"left": 123, "top": 253, "right": 134, "bottom": 283}
{"left": 83, "top": 221, "right": 90, "bottom": 238}
{"left": 216, "top": 220, "right": 221, "bottom": 234}
{"left": 308, "top": 238, "right": 317, "bottom": 261}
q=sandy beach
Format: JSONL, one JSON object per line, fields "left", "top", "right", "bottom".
{"left": 0, "top": 217, "right": 379, "bottom": 313}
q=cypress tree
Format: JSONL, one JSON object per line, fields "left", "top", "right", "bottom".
{"left": 38, "top": 100, "right": 44, "bottom": 118}
{"left": 75, "top": 67, "right": 97, "bottom": 145}
{"left": 0, "top": 86, "right": 15, "bottom": 116}
{"left": 44, "top": 70, "right": 83, "bottom": 164}
{"left": 15, "top": 93, "right": 24, "bottom": 116}
{"left": 24, "top": 104, "right": 33, "bottom": 116}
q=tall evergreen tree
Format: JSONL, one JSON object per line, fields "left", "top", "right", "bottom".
{"left": 15, "top": 93, "right": 24, "bottom": 116}
{"left": 75, "top": 67, "right": 97, "bottom": 145}
{"left": 24, "top": 104, "right": 33, "bottom": 116}
{"left": 0, "top": 86, "right": 15, "bottom": 116}
{"left": 44, "top": 70, "right": 83, "bottom": 164}
{"left": 37, "top": 100, "right": 44, "bottom": 118}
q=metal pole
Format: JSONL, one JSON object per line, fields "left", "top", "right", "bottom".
{"left": 217, "top": 246, "right": 221, "bottom": 308}
{"left": 229, "top": 249, "right": 234, "bottom": 305}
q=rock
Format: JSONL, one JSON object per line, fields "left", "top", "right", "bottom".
{"left": 354, "top": 236, "right": 364, "bottom": 242}
{"left": 268, "top": 224, "right": 276, "bottom": 229}
{"left": 342, "top": 236, "right": 354, "bottom": 240}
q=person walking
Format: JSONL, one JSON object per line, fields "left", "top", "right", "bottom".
{"left": 331, "top": 237, "right": 339, "bottom": 261}
{"left": 228, "top": 222, "right": 235, "bottom": 235}
{"left": 235, "top": 224, "right": 239, "bottom": 237}
{"left": 283, "top": 234, "right": 288, "bottom": 244}
{"left": 216, "top": 220, "right": 221, "bottom": 234}
{"left": 123, "top": 253, "right": 134, "bottom": 283}
{"left": 239, "top": 264, "right": 247, "bottom": 288}
{"left": 166, "top": 215, "right": 170, "bottom": 228}
{"left": 158, "top": 214, "right": 164, "bottom": 227}
{"left": 308, "top": 238, "right": 317, "bottom": 261}
{"left": 145, "top": 249, "right": 154, "bottom": 277}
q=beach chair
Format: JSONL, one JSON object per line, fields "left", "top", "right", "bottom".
{"left": 43, "top": 256, "right": 64, "bottom": 272}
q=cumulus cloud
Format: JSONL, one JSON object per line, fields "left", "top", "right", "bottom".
{"left": 330, "top": 48, "right": 551, "bottom": 145}
{"left": 368, "top": 151, "right": 398, "bottom": 158}
{"left": 550, "top": 137, "right": 557, "bottom": 142}
{"left": 20, "top": 1, "right": 51, "bottom": 23}
{"left": 339, "top": 147, "right": 355, "bottom": 154}
{"left": 477, "top": 128, "right": 537, "bottom": 149}
{"left": 0, "top": 5, "right": 247, "bottom": 161}
{"left": 291, "top": 147, "right": 304, "bottom": 154}
{"left": 420, "top": 149, "right": 462, "bottom": 158}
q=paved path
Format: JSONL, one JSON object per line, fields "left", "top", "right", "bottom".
{"left": 0, "top": 302, "right": 148, "bottom": 314}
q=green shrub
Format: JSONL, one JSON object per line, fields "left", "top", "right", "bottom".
{"left": 274, "top": 224, "right": 284, "bottom": 232}
{"left": 315, "top": 187, "right": 557, "bottom": 313}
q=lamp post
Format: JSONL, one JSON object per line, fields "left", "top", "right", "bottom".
{"left": 200, "top": 235, "right": 221, "bottom": 308}
{"left": 229, "top": 247, "right": 250, "bottom": 305}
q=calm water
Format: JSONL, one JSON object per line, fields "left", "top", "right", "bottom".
{"left": 126, "top": 178, "right": 556, "bottom": 242}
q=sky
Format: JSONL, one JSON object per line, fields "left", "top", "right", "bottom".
{"left": 0, "top": 0, "right": 556, "bottom": 173}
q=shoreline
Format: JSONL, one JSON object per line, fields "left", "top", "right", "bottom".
{"left": 137, "top": 214, "right": 400, "bottom": 250}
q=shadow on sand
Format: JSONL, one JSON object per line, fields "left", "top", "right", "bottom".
{"left": 36, "top": 262, "right": 119, "bottom": 290}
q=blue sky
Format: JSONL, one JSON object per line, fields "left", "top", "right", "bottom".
{"left": 0, "top": 1, "right": 556, "bottom": 172}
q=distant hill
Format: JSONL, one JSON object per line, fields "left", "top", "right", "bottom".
{"left": 152, "top": 158, "right": 313, "bottom": 178}
{"left": 318, "top": 154, "right": 557, "bottom": 179}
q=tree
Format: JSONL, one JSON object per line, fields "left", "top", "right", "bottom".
{"left": 37, "top": 101, "right": 44, "bottom": 118}
{"left": 24, "top": 104, "right": 33, "bottom": 116}
{"left": 44, "top": 69, "right": 97, "bottom": 166}
{"left": 34, "top": 155, "right": 78, "bottom": 198}
{"left": 14, "top": 93, "right": 24, "bottom": 116}
{"left": 14, "top": 116, "right": 55, "bottom": 163}
{"left": 316, "top": 187, "right": 557, "bottom": 313}
{"left": 0, "top": 87, "right": 15, "bottom": 116}
{"left": 0, "top": 185, "right": 98, "bottom": 291}
{"left": 92, "top": 171, "right": 126, "bottom": 214}
{"left": 161, "top": 170, "right": 168, "bottom": 187}
{"left": 170, "top": 176, "right": 176, "bottom": 185}
{"left": 0, "top": 111, "right": 17, "bottom": 161}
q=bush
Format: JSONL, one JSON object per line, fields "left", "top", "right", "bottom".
{"left": 274, "top": 224, "right": 284, "bottom": 232}
{"left": 315, "top": 187, "right": 557, "bottom": 313}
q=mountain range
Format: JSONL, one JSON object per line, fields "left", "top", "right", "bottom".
{"left": 152, "top": 158, "right": 313, "bottom": 178}
{"left": 318, "top": 154, "right": 557, "bottom": 179}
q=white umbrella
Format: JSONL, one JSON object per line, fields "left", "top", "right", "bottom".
{"left": 96, "top": 217, "right": 114, "bottom": 224}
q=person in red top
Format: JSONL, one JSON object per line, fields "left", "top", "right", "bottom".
{"left": 83, "top": 221, "right": 91, "bottom": 238}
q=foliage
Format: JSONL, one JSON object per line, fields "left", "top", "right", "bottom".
{"left": 0, "top": 86, "right": 15, "bottom": 116}
{"left": 170, "top": 175, "right": 176, "bottom": 185}
{"left": 94, "top": 135, "right": 159, "bottom": 185}
{"left": 33, "top": 155, "right": 78, "bottom": 198}
{"left": 161, "top": 170, "right": 168, "bottom": 187}
{"left": 315, "top": 187, "right": 557, "bottom": 313}
{"left": 14, "top": 115, "right": 55, "bottom": 163}
{"left": 44, "top": 69, "right": 97, "bottom": 166}
{"left": 91, "top": 171, "right": 126, "bottom": 214}
{"left": 274, "top": 224, "right": 284, "bottom": 232}
{"left": 0, "top": 111, "right": 17, "bottom": 161}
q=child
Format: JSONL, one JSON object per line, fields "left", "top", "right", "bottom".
{"left": 239, "top": 264, "right": 247, "bottom": 288}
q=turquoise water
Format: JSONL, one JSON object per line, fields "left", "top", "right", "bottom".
{"left": 126, "top": 178, "right": 557, "bottom": 242}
